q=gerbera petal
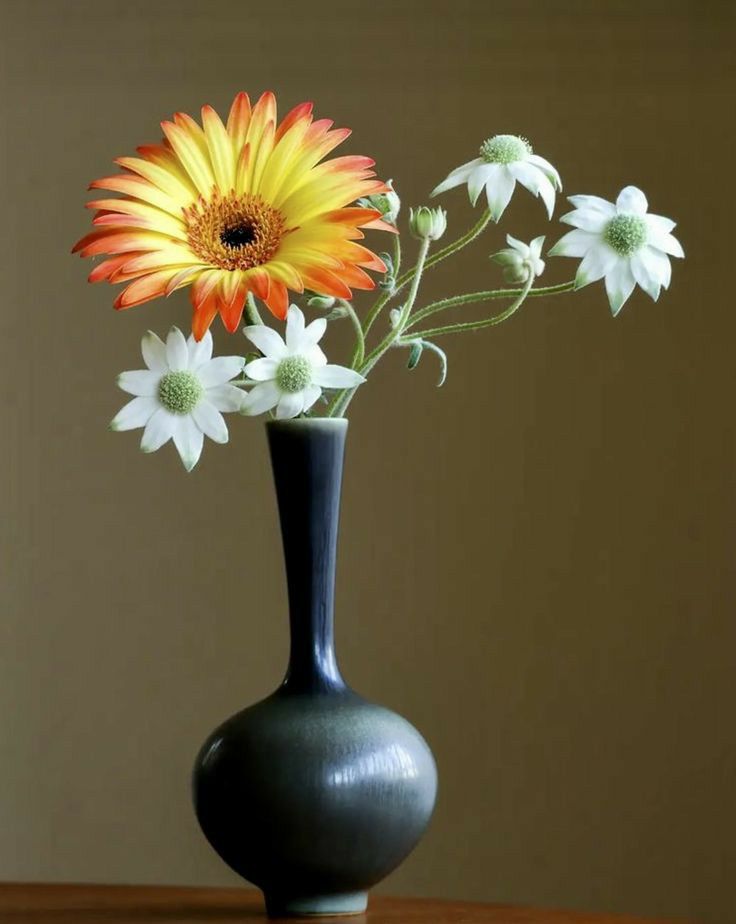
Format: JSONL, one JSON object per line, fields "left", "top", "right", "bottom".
{"left": 201, "top": 104, "right": 235, "bottom": 191}
{"left": 616, "top": 186, "right": 648, "bottom": 215}
{"left": 244, "top": 357, "right": 278, "bottom": 381}
{"left": 166, "top": 327, "right": 189, "bottom": 371}
{"left": 192, "top": 400, "right": 229, "bottom": 444}
{"left": 206, "top": 383, "right": 246, "bottom": 412}
{"left": 172, "top": 415, "right": 205, "bottom": 472}
{"left": 141, "top": 331, "right": 168, "bottom": 372}
{"left": 243, "top": 324, "right": 288, "bottom": 359}
{"left": 140, "top": 407, "right": 177, "bottom": 453}
{"left": 117, "top": 369, "right": 160, "bottom": 396}
{"left": 242, "top": 380, "right": 281, "bottom": 416}
{"left": 110, "top": 396, "right": 158, "bottom": 431}
{"left": 198, "top": 356, "right": 245, "bottom": 388}
{"left": 311, "top": 365, "right": 366, "bottom": 388}
{"left": 604, "top": 259, "right": 637, "bottom": 316}
{"left": 276, "top": 392, "right": 305, "bottom": 419}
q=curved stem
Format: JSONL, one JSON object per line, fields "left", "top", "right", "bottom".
{"left": 407, "top": 280, "right": 575, "bottom": 329}
{"left": 329, "top": 237, "right": 432, "bottom": 418}
{"left": 361, "top": 208, "right": 492, "bottom": 341}
{"left": 245, "top": 292, "right": 263, "bottom": 326}
{"left": 339, "top": 299, "right": 365, "bottom": 368}
{"left": 408, "top": 272, "right": 536, "bottom": 340}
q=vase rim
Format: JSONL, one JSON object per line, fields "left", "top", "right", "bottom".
{"left": 266, "top": 417, "right": 348, "bottom": 431}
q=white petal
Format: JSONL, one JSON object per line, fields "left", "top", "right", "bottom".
{"left": 173, "top": 415, "right": 204, "bottom": 472}
{"left": 641, "top": 246, "right": 672, "bottom": 289}
{"left": 276, "top": 391, "right": 305, "bottom": 419}
{"left": 630, "top": 252, "right": 661, "bottom": 302}
{"left": 206, "top": 383, "right": 247, "bottom": 412}
{"left": 645, "top": 213, "right": 676, "bottom": 235}
{"left": 511, "top": 163, "right": 555, "bottom": 219}
{"left": 117, "top": 370, "right": 159, "bottom": 397}
{"left": 192, "top": 400, "right": 229, "bottom": 444}
{"left": 198, "top": 356, "right": 244, "bottom": 388}
{"left": 616, "top": 186, "right": 648, "bottom": 215}
{"left": 243, "top": 324, "right": 288, "bottom": 359}
{"left": 647, "top": 229, "right": 685, "bottom": 258}
{"left": 304, "top": 344, "right": 328, "bottom": 367}
{"left": 468, "top": 165, "right": 494, "bottom": 207}
{"left": 110, "top": 396, "right": 157, "bottom": 431}
{"left": 301, "top": 384, "right": 322, "bottom": 413}
{"left": 166, "top": 327, "right": 189, "bottom": 371}
{"left": 140, "top": 407, "right": 177, "bottom": 453}
{"left": 241, "top": 380, "right": 280, "bottom": 416}
{"left": 526, "top": 154, "right": 562, "bottom": 190}
{"left": 187, "top": 329, "right": 213, "bottom": 369}
{"left": 303, "top": 316, "right": 327, "bottom": 345}
{"left": 505, "top": 234, "right": 529, "bottom": 256}
{"left": 244, "top": 357, "right": 278, "bottom": 381}
{"left": 311, "top": 364, "right": 367, "bottom": 388}
{"left": 530, "top": 236, "right": 545, "bottom": 260}
{"left": 430, "top": 159, "right": 482, "bottom": 197}
{"left": 285, "top": 305, "right": 306, "bottom": 350}
{"left": 567, "top": 195, "right": 616, "bottom": 217}
{"left": 574, "top": 244, "right": 618, "bottom": 289}
{"left": 485, "top": 167, "right": 516, "bottom": 221}
{"left": 605, "top": 259, "right": 637, "bottom": 316}
{"left": 141, "top": 331, "right": 168, "bottom": 372}
{"left": 559, "top": 208, "right": 608, "bottom": 233}
{"left": 548, "top": 228, "right": 599, "bottom": 258}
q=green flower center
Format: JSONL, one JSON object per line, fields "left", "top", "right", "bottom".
{"left": 479, "top": 134, "right": 532, "bottom": 164}
{"left": 276, "top": 355, "right": 312, "bottom": 393}
{"left": 603, "top": 213, "right": 648, "bottom": 256}
{"left": 158, "top": 370, "right": 203, "bottom": 414}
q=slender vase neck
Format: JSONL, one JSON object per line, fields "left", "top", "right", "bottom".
{"left": 267, "top": 419, "right": 348, "bottom": 694}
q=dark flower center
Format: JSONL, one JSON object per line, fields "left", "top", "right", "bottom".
{"left": 220, "top": 223, "right": 256, "bottom": 250}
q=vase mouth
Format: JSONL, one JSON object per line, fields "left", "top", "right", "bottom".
{"left": 266, "top": 417, "right": 348, "bottom": 431}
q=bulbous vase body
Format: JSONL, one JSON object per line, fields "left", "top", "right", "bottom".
{"left": 192, "top": 419, "right": 437, "bottom": 917}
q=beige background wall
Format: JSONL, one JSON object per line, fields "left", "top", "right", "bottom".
{"left": 1, "top": 1, "right": 734, "bottom": 922}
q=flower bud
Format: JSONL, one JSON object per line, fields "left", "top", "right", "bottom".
{"left": 307, "top": 295, "right": 336, "bottom": 309}
{"left": 490, "top": 235, "right": 545, "bottom": 283}
{"left": 359, "top": 179, "right": 401, "bottom": 224}
{"left": 409, "top": 206, "right": 447, "bottom": 242}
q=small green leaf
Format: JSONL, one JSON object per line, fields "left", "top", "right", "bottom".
{"left": 407, "top": 341, "right": 423, "bottom": 370}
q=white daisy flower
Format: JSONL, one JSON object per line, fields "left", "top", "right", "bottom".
{"left": 242, "top": 305, "right": 365, "bottom": 419}
{"left": 110, "top": 327, "right": 245, "bottom": 471}
{"left": 490, "top": 234, "right": 546, "bottom": 284}
{"left": 549, "top": 186, "right": 684, "bottom": 316}
{"left": 431, "top": 134, "right": 562, "bottom": 221}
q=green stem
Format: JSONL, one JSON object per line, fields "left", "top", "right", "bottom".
{"left": 361, "top": 208, "right": 492, "bottom": 341}
{"left": 245, "top": 292, "right": 263, "bottom": 326}
{"left": 339, "top": 299, "right": 365, "bottom": 368}
{"left": 407, "top": 280, "right": 575, "bottom": 329}
{"left": 329, "top": 237, "right": 432, "bottom": 418}
{"left": 408, "top": 272, "right": 537, "bottom": 340}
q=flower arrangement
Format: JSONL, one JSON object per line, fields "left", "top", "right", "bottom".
{"left": 73, "top": 91, "right": 684, "bottom": 470}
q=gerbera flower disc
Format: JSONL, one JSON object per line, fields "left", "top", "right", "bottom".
{"left": 73, "top": 91, "right": 395, "bottom": 339}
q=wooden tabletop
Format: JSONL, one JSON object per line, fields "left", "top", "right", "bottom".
{"left": 0, "top": 884, "right": 685, "bottom": 923}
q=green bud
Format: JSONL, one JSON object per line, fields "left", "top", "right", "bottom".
{"left": 307, "top": 295, "right": 336, "bottom": 309}
{"left": 409, "top": 206, "right": 447, "bottom": 242}
{"left": 358, "top": 179, "right": 401, "bottom": 224}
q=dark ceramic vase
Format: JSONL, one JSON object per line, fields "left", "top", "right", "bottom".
{"left": 192, "top": 418, "right": 437, "bottom": 917}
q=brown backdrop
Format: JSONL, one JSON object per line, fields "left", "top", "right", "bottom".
{"left": 1, "top": 1, "right": 734, "bottom": 922}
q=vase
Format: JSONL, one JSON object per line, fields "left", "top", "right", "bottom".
{"left": 192, "top": 418, "right": 437, "bottom": 917}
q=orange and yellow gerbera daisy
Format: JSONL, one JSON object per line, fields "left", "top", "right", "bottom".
{"left": 73, "top": 91, "right": 395, "bottom": 339}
